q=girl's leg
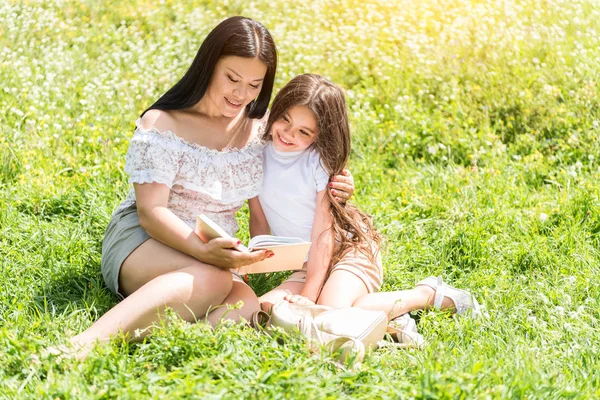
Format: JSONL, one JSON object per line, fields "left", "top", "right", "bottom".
{"left": 70, "top": 239, "right": 256, "bottom": 354}
{"left": 352, "top": 286, "right": 453, "bottom": 320}
{"left": 318, "top": 269, "right": 454, "bottom": 320}
{"left": 317, "top": 269, "right": 370, "bottom": 308}
{"left": 317, "top": 247, "right": 383, "bottom": 308}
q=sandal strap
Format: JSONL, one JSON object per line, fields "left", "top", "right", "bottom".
{"left": 433, "top": 276, "right": 445, "bottom": 310}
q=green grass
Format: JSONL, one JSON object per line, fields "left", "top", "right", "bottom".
{"left": 1, "top": 0, "right": 600, "bottom": 398}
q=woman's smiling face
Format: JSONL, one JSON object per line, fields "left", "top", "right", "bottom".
{"left": 271, "top": 105, "right": 318, "bottom": 152}
{"left": 205, "top": 56, "right": 267, "bottom": 118}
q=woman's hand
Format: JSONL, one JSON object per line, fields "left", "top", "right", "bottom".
{"left": 199, "top": 237, "right": 273, "bottom": 269}
{"left": 283, "top": 293, "right": 315, "bottom": 306}
{"left": 329, "top": 168, "right": 355, "bottom": 204}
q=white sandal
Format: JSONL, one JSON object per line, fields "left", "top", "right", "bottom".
{"left": 417, "top": 276, "right": 481, "bottom": 317}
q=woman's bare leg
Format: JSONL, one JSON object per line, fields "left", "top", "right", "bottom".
{"left": 69, "top": 239, "right": 241, "bottom": 355}
{"left": 207, "top": 278, "right": 261, "bottom": 324}
{"left": 117, "top": 238, "right": 221, "bottom": 296}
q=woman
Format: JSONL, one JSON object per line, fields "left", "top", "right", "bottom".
{"left": 64, "top": 16, "right": 354, "bottom": 358}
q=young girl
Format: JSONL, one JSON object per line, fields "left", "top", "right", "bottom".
{"left": 251, "top": 74, "right": 480, "bottom": 322}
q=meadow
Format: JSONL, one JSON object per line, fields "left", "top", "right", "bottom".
{"left": 1, "top": 0, "right": 599, "bottom": 398}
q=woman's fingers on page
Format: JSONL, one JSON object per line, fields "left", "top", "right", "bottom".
{"left": 235, "top": 250, "right": 269, "bottom": 267}
{"left": 207, "top": 243, "right": 271, "bottom": 268}
{"left": 261, "top": 250, "right": 273, "bottom": 260}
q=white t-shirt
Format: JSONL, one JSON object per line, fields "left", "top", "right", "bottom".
{"left": 258, "top": 141, "right": 330, "bottom": 241}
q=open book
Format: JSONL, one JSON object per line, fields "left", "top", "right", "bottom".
{"left": 195, "top": 214, "right": 311, "bottom": 274}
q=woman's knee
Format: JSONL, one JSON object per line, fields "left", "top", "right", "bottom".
{"left": 207, "top": 280, "right": 260, "bottom": 324}
{"left": 230, "top": 283, "right": 260, "bottom": 320}
{"left": 168, "top": 263, "right": 233, "bottom": 308}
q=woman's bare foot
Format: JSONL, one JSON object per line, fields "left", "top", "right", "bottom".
{"left": 42, "top": 337, "right": 96, "bottom": 362}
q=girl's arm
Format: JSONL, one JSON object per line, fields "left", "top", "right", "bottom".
{"left": 300, "top": 190, "right": 334, "bottom": 302}
{"left": 135, "top": 183, "right": 270, "bottom": 269}
{"left": 248, "top": 197, "right": 271, "bottom": 237}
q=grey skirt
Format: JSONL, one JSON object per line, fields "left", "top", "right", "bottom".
{"left": 101, "top": 202, "right": 150, "bottom": 300}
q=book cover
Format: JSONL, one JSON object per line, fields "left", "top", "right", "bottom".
{"left": 195, "top": 214, "right": 311, "bottom": 274}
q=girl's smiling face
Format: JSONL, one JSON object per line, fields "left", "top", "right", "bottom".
{"left": 271, "top": 105, "right": 318, "bottom": 152}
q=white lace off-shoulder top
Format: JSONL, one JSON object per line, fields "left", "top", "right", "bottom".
{"left": 114, "top": 119, "right": 266, "bottom": 236}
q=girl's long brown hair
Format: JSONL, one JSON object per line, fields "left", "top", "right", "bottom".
{"left": 264, "top": 74, "right": 382, "bottom": 269}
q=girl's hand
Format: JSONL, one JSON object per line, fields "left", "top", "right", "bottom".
{"left": 330, "top": 169, "right": 355, "bottom": 204}
{"left": 200, "top": 238, "right": 273, "bottom": 269}
{"left": 284, "top": 293, "right": 315, "bottom": 306}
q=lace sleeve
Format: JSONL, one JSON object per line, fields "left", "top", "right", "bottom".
{"left": 125, "top": 130, "right": 182, "bottom": 188}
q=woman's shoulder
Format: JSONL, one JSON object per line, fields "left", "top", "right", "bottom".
{"left": 138, "top": 109, "right": 177, "bottom": 133}
{"left": 134, "top": 110, "right": 192, "bottom": 149}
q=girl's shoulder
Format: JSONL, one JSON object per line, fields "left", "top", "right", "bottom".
{"left": 307, "top": 148, "right": 330, "bottom": 188}
{"left": 307, "top": 146, "right": 324, "bottom": 164}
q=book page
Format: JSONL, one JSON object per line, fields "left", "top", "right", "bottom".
{"left": 235, "top": 242, "right": 311, "bottom": 274}
{"left": 248, "top": 235, "right": 308, "bottom": 250}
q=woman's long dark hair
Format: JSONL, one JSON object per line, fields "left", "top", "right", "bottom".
{"left": 265, "top": 74, "right": 382, "bottom": 269}
{"left": 142, "top": 16, "right": 277, "bottom": 119}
